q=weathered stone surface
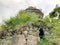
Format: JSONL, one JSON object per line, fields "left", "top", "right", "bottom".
{"left": 16, "top": 35, "right": 26, "bottom": 45}
{"left": 55, "top": 41, "right": 60, "bottom": 45}
{"left": 25, "top": 7, "right": 44, "bottom": 18}
{"left": 0, "top": 37, "right": 12, "bottom": 45}
{"left": 27, "top": 35, "right": 38, "bottom": 45}
{"left": 0, "top": 22, "right": 39, "bottom": 45}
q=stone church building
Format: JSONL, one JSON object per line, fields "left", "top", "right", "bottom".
{"left": 0, "top": 7, "right": 44, "bottom": 45}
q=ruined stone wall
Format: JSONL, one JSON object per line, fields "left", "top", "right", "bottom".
{"left": 0, "top": 22, "right": 39, "bottom": 45}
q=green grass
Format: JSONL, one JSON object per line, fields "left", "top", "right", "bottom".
{"left": 38, "top": 37, "right": 53, "bottom": 45}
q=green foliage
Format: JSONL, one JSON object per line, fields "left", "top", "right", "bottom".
{"left": 0, "top": 6, "right": 60, "bottom": 45}
{"left": 4, "top": 17, "right": 16, "bottom": 26}
{"left": 42, "top": 17, "right": 51, "bottom": 26}
{"left": 43, "top": 17, "right": 60, "bottom": 26}
{"left": 49, "top": 11, "right": 56, "bottom": 18}
{"left": 38, "top": 38, "right": 52, "bottom": 45}
{"left": 1, "top": 10, "right": 38, "bottom": 31}
{"left": 54, "top": 7, "right": 60, "bottom": 12}
{"left": 49, "top": 6, "right": 60, "bottom": 18}
{"left": 17, "top": 10, "right": 38, "bottom": 23}
{"left": 42, "top": 16, "right": 60, "bottom": 44}
{"left": 51, "top": 22, "right": 60, "bottom": 36}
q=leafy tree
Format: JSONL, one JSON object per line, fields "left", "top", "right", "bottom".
{"left": 49, "top": 5, "right": 60, "bottom": 19}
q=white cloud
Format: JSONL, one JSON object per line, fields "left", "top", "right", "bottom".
{"left": 0, "top": 0, "right": 60, "bottom": 23}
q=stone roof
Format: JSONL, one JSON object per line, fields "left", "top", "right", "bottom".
{"left": 25, "top": 7, "right": 44, "bottom": 18}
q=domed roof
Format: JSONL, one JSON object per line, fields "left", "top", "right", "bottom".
{"left": 25, "top": 6, "right": 44, "bottom": 18}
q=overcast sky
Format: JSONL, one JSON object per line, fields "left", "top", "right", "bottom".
{"left": 0, "top": 0, "right": 60, "bottom": 24}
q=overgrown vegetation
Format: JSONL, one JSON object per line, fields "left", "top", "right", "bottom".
{"left": 38, "top": 37, "right": 52, "bottom": 45}
{"left": 0, "top": 10, "right": 38, "bottom": 32}
{"left": 41, "top": 16, "right": 60, "bottom": 44}
{"left": 40, "top": 6, "right": 60, "bottom": 45}
{"left": 0, "top": 6, "right": 60, "bottom": 45}
{"left": 49, "top": 5, "right": 60, "bottom": 18}
{"left": 0, "top": 10, "right": 39, "bottom": 39}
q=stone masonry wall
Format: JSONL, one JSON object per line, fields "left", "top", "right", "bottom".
{"left": 0, "top": 22, "right": 39, "bottom": 45}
